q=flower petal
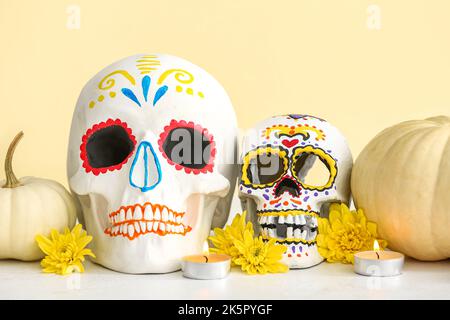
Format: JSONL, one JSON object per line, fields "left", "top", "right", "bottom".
{"left": 367, "top": 222, "right": 378, "bottom": 236}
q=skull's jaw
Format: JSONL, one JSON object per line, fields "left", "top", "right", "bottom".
{"left": 89, "top": 235, "right": 191, "bottom": 274}
{"left": 257, "top": 209, "right": 323, "bottom": 269}
{"left": 258, "top": 209, "right": 318, "bottom": 243}
{"left": 104, "top": 202, "right": 192, "bottom": 240}
{"left": 281, "top": 243, "right": 323, "bottom": 269}
{"left": 79, "top": 198, "right": 204, "bottom": 274}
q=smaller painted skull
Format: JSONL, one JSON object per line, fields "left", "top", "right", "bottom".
{"left": 239, "top": 115, "right": 353, "bottom": 268}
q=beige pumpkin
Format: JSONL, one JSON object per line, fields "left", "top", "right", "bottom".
{"left": 0, "top": 132, "right": 78, "bottom": 261}
{"left": 351, "top": 116, "right": 450, "bottom": 261}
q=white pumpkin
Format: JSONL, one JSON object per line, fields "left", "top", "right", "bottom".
{"left": 351, "top": 116, "right": 450, "bottom": 261}
{"left": 0, "top": 132, "right": 77, "bottom": 261}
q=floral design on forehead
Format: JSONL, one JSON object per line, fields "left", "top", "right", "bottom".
{"left": 68, "top": 54, "right": 238, "bottom": 273}
{"left": 239, "top": 114, "right": 352, "bottom": 270}
{"left": 87, "top": 56, "right": 204, "bottom": 110}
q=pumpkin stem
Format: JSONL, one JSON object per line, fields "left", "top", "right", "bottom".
{"left": 3, "top": 131, "right": 24, "bottom": 188}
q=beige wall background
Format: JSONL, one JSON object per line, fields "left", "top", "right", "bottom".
{"left": 1, "top": 0, "right": 449, "bottom": 187}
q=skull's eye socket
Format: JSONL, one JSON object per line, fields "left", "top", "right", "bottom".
{"left": 242, "top": 147, "right": 288, "bottom": 187}
{"left": 159, "top": 120, "right": 215, "bottom": 174}
{"left": 81, "top": 119, "right": 136, "bottom": 175}
{"left": 292, "top": 146, "right": 337, "bottom": 190}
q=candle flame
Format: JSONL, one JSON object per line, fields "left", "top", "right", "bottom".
{"left": 373, "top": 239, "right": 380, "bottom": 252}
{"left": 202, "top": 241, "right": 210, "bottom": 255}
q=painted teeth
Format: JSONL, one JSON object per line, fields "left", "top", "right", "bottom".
{"left": 106, "top": 203, "right": 191, "bottom": 239}
{"left": 134, "top": 221, "right": 140, "bottom": 233}
{"left": 162, "top": 207, "right": 169, "bottom": 222}
{"left": 134, "top": 206, "right": 143, "bottom": 220}
{"left": 144, "top": 205, "right": 153, "bottom": 220}
{"left": 258, "top": 212, "right": 319, "bottom": 242}
{"left": 287, "top": 227, "right": 293, "bottom": 238}
{"left": 128, "top": 224, "right": 135, "bottom": 237}
{"left": 109, "top": 204, "right": 182, "bottom": 224}
{"left": 298, "top": 215, "right": 306, "bottom": 225}
{"left": 268, "top": 229, "right": 276, "bottom": 238}
{"left": 154, "top": 207, "right": 161, "bottom": 221}
{"left": 126, "top": 208, "right": 133, "bottom": 221}
{"left": 286, "top": 215, "right": 294, "bottom": 224}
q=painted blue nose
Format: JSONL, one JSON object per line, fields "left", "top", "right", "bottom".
{"left": 129, "top": 141, "right": 162, "bottom": 192}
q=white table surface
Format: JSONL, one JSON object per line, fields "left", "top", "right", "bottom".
{"left": 0, "top": 258, "right": 448, "bottom": 300}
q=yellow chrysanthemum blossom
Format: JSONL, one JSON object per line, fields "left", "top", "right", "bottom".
{"left": 35, "top": 224, "right": 95, "bottom": 275}
{"left": 209, "top": 211, "right": 253, "bottom": 265}
{"left": 317, "top": 203, "right": 387, "bottom": 264}
{"left": 234, "top": 229, "right": 288, "bottom": 275}
{"left": 209, "top": 211, "right": 288, "bottom": 274}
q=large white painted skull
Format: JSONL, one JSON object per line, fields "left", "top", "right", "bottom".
{"left": 239, "top": 115, "right": 352, "bottom": 268}
{"left": 67, "top": 54, "right": 238, "bottom": 273}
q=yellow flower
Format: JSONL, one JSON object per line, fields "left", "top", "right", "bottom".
{"left": 209, "top": 211, "right": 253, "bottom": 265}
{"left": 317, "top": 203, "right": 387, "bottom": 264}
{"left": 209, "top": 211, "right": 288, "bottom": 274}
{"left": 35, "top": 224, "right": 95, "bottom": 275}
{"left": 234, "top": 229, "right": 288, "bottom": 275}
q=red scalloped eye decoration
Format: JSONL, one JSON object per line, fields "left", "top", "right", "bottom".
{"left": 80, "top": 119, "right": 136, "bottom": 176}
{"left": 158, "top": 119, "right": 216, "bottom": 174}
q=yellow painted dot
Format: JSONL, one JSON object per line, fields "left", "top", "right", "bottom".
{"left": 98, "top": 95, "right": 105, "bottom": 102}
{"left": 89, "top": 101, "right": 95, "bottom": 108}
{"left": 198, "top": 91, "right": 204, "bottom": 98}
{"left": 109, "top": 91, "right": 116, "bottom": 98}
{"left": 176, "top": 85, "right": 183, "bottom": 92}
{"left": 186, "top": 88, "right": 194, "bottom": 95}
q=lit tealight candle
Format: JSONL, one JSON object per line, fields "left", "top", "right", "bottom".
{"left": 354, "top": 240, "right": 405, "bottom": 277}
{"left": 181, "top": 242, "right": 231, "bottom": 280}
